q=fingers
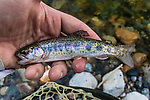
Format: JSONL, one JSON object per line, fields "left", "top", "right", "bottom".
{"left": 24, "top": 61, "right": 67, "bottom": 81}
{"left": 49, "top": 61, "right": 67, "bottom": 81}
{"left": 60, "top": 12, "right": 101, "bottom": 40}
{"left": 72, "top": 57, "right": 86, "bottom": 73}
{"left": 25, "top": 63, "right": 44, "bottom": 80}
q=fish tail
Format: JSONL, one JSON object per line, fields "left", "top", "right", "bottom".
{"left": 117, "top": 44, "right": 135, "bottom": 67}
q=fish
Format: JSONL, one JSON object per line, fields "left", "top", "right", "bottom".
{"left": 15, "top": 30, "right": 135, "bottom": 67}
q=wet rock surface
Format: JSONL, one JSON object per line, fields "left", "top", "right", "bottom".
{"left": 115, "top": 28, "right": 139, "bottom": 44}
{"left": 1, "top": 0, "right": 150, "bottom": 99}
{"left": 102, "top": 69, "right": 125, "bottom": 97}
{"left": 122, "top": 92, "right": 148, "bottom": 100}
{"left": 132, "top": 53, "right": 147, "bottom": 67}
{"left": 69, "top": 72, "right": 98, "bottom": 89}
{"left": 143, "top": 63, "right": 150, "bottom": 85}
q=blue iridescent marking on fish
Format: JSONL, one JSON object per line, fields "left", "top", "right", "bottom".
{"left": 73, "top": 42, "right": 80, "bottom": 50}
{"left": 34, "top": 48, "right": 39, "bottom": 54}
{"left": 65, "top": 43, "right": 70, "bottom": 51}
{"left": 47, "top": 45, "right": 52, "bottom": 52}
{"left": 107, "top": 47, "right": 111, "bottom": 52}
{"left": 35, "top": 48, "right": 38, "bottom": 50}
{"left": 86, "top": 43, "right": 92, "bottom": 50}
{"left": 96, "top": 45, "right": 102, "bottom": 51}
{"left": 30, "top": 49, "right": 33, "bottom": 53}
{"left": 58, "top": 44, "right": 63, "bottom": 51}
{"left": 41, "top": 47, "right": 47, "bottom": 52}
{"left": 53, "top": 44, "right": 57, "bottom": 51}
{"left": 80, "top": 41, "right": 85, "bottom": 45}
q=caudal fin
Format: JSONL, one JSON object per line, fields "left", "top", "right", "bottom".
{"left": 117, "top": 44, "right": 135, "bottom": 67}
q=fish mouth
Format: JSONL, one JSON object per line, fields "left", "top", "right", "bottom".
{"left": 17, "top": 54, "right": 30, "bottom": 65}
{"left": 18, "top": 60, "right": 29, "bottom": 65}
{"left": 17, "top": 54, "right": 28, "bottom": 60}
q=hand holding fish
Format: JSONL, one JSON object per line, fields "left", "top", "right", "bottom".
{"left": 0, "top": 0, "right": 100, "bottom": 81}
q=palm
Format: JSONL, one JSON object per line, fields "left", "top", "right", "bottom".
{"left": 0, "top": 0, "right": 100, "bottom": 81}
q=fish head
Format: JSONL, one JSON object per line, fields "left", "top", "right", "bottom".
{"left": 16, "top": 46, "right": 44, "bottom": 65}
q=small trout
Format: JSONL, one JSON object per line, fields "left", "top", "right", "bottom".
{"left": 16, "top": 30, "right": 135, "bottom": 67}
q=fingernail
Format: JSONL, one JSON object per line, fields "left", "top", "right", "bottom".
{"left": 33, "top": 73, "right": 39, "bottom": 80}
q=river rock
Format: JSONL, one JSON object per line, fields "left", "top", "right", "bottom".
{"left": 132, "top": 53, "right": 147, "bottom": 67}
{"left": 122, "top": 65, "right": 132, "bottom": 73}
{"left": 84, "top": 63, "right": 93, "bottom": 72}
{"left": 115, "top": 28, "right": 139, "bottom": 44}
{"left": 91, "top": 16, "right": 105, "bottom": 28}
{"left": 17, "top": 68, "right": 28, "bottom": 81}
{"left": 102, "top": 34, "right": 117, "bottom": 45}
{"left": 0, "top": 86, "right": 9, "bottom": 96}
{"left": 122, "top": 92, "right": 148, "bottom": 100}
{"left": 69, "top": 72, "right": 98, "bottom": 89}
{"left": 16, "top": 82, "right": 35, "bottom": 94}
{"left": 141, "top": 88, "right": 150, "bottom": 99}
{"left": 103, "top": 69, "right": 125, "bottom": 97}
{"left": 143, "top": 63, "right": 150, "bottom": 85}
{"left": 40, "top": 65, "right": 51, "bottom": 83}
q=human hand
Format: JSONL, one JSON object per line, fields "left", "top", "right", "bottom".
{"left": 0, "top": 0, "right": 100, "bottom": 81}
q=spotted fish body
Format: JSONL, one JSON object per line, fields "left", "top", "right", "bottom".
{"left": 16, "top": 30, "right": 135, "bottom": 67}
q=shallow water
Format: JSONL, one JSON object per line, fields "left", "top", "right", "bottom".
{"left": 0, "top": 0, "right": 150, "bottom": 99}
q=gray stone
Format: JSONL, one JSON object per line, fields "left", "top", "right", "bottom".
{"left": 138, "top": 76, "right": 142, "bottom": 82}
{"left": 69, "top": 72, "right": 98, "bottom": 89}
{"left": 102, "top": 69, "right": 125, "bottom": 97}
{"left": 141, "top": 88, "right": 149, "bottom": 99}
{"left": 84, "top": 63, "right": 93, "bottom": 72}
{"left": 135, "top": 81, "right": 142, "bottom": 88}
{"left": 131, "top": 76, "right": 137, "bottom": 82}
{"left": 120, "top": 92, "right": 126, "bottom": 98}
{"left": 143, "top": 63, "right": 150, "bottom": 84}
{"left": 122, "top": 92, "right": 148, "bottom": 100}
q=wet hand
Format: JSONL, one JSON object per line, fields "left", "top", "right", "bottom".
{"left": 0, "top": 0, "right": 100, "bottom": 81}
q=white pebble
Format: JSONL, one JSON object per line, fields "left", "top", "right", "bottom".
{"left": 84, "top": 63, "right": 93, "bottom": 72}
{"left": 0, "top": 86, "right": 9, "bottom": 96}
{"left": 103, "top": 69, "right": 125, "bottom": 97}
{"left": 69, "top": 72, "right": 98, "bottom": 89}
{"left": 122, "top": 92, "right": 148, "bottom": 100}
{"left": 131, "top": 76, "right": 137, "bottom": 82}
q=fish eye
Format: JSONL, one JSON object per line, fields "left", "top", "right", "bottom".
{"left": 21, "top": 50, "right": 28, "bottom": 55}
